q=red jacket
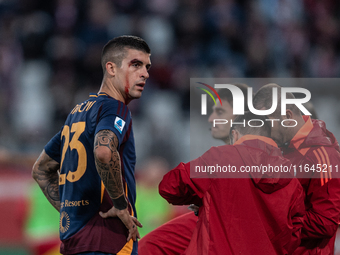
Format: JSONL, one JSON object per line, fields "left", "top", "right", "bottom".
{"left": 282, "top": 116, "right": 340, "bottom": 255}
{"left": 138, "top": 212, "right": 197, "bottom": 255}
{"left": 159, "top": 135, "right": 305, "bottom": 255}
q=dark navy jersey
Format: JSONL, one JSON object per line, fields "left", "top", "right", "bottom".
{"left": 45, "top": 93, "right": 137, "bottom": 254}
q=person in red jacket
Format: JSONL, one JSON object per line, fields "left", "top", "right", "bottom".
{"left": 253, "top": 84, "right": 340, "bottom": 255}
{"left": 159, "top": 112, "right": 305, "bottom": 255}
{"left": 138, "top": 84, "right": 251, "bottom": 255}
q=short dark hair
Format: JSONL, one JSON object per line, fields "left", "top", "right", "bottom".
{"left": 101, "top": 35, "right": 151, "bottom": 72}
{"left": 230, "top": 111, "right": 271, "bottom": 138}
{"left": 218, "top": 83, "right": 251, "bottom": 111}
{"left": 253, "top": 83, "right": 301, "bottom": 118}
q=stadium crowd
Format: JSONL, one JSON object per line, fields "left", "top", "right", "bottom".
{"left": 0, "top": 0, "right": 339, "bottom": 164}
{"left": 0, "top": 0, "right": 340, "bottom": 254}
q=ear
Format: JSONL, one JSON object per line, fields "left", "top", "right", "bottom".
{"left": 105, "top": 62, "right": 116, "bottom": 77}
{"left": 285, "top": 109, "right": 293, "bottom": 119}
{"left": 282, "top": 109, "right": 297, "bottom": 127}
{"left": 231, "top": 129, "right": 240, "bottom": 145}
{"left": 281, "top": 109, "right": 293, "bottom": 120}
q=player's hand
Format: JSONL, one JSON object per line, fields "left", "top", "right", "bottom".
{"left": 99, "top": 206, "right": 143, "bottom": 241}
{"left": 188, "top": 204, "right": 200, "bottom": 216}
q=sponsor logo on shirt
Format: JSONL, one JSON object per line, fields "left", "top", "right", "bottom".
{"left": 60, "top": 211, "right": 70, "bottom": 233}
{"left": 61, "top": 199, "right": 90, "bottom": 209}
{"left": 114, "top": 117, "right": 125, "bottom": 134}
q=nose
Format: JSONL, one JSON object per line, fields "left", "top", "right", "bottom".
{"left": 141, "top": 67, "right": 149, "bottom": 79}
{"left": 208, "top": 112, "right": 214, "bottom": 123}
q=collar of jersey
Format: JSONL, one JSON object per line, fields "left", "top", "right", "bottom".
{"left": 89, "top": 92, "right": 110, "bottom": 97}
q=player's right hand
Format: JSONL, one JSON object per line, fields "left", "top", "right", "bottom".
{"left": 99, "top": 206, "right": 143, "bottom": 241}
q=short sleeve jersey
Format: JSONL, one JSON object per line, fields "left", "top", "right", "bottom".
{"left": 45, "top": 93, "right": 137, "bottom": 243}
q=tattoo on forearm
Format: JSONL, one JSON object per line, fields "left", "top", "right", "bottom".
{"left": 32, "top": 151, "right": 61, "bottom": 212}
{"left": 47, "top": 177, "right": 60, "bottom": 201}
{"left": 94, "top": 130, "right": 127, "bottom": 209}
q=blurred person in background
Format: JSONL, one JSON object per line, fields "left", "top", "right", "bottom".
{"left": 253, "top": 83, "right": 340, "bottom": 255}
{"left": 159, "top": 112, "right": 305, "bottom": 255}
{"left": 138, "top": 84, "right": 251, "bottom": 254}
{"left": 135, "top": 157, "right": 172, "bottom": 238}
{"left": 25, "top": 184, "right": 61, "bottom": 255}
{"left": 208, "top": 83, "right": 250, "bottom": 144}
{"left": 0, "top": 148, "right": 61, "bottom": 255}
{"left": 32, "top": 35, "right": 151, "bottom": 255}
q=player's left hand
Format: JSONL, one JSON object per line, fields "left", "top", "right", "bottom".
{"left": 188, "top": 204, "right": 200, "bottom": 216}
{"left": 99, "top": 206, "right": 143, "bottom": 241}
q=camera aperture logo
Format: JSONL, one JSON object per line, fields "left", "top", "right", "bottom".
{"left": 196, "top": 82, "right": 223, "bottom": 115}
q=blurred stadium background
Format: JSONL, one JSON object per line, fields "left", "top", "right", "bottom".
{"left": 0, "top": 0, "right": 339, "bottom": 254}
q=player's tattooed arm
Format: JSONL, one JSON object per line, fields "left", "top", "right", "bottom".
{"left": 94, "top": 129, "right": 128, "bottom": 210}
{"left": 94, "top": 130, "right": 142, "bottom": 242}
{"left": 32, "top": 150, "right": 61, "bottom": 212}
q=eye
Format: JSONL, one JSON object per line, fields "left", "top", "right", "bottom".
{"left": 216, "top": 109, "right": 223, "bottom": 115}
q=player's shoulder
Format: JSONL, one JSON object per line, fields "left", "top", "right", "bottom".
{"left": 202, "top": 144, "right": 238, "bottom": 161}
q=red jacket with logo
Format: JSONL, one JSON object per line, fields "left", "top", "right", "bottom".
{"left": 282, "top": 116, "right": 340, "bottom": 255}
{"left": 159, "top": 136, "right": 305, "bottom": 255}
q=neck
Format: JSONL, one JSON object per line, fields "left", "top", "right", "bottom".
{"left": 223, "top": 136, "right": 230, "bottom": 145}
{"left": 287, "top": 114, "right": 305, "bottom": 141}
{"left": 99, "top": 78, "right": 130, "bottom": 105}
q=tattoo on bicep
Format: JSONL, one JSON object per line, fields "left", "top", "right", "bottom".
{"left": 94, "top": 129, "right": 118, "bottom": 151}
{"left": 94, "top": 130, "right": 127, "bottom": 209}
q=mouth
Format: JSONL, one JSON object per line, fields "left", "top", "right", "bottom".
{"left": 136, "top": 82, "right": 145, "bottom": 90}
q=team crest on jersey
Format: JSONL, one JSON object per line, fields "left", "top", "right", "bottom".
{"left": 114, "top": 117, "right": 125, "bottom": 134}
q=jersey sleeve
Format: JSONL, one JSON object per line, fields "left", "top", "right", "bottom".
{"left": 44, "top": 130, "right": 62, "bottom": 163}
{"left": 95, "top": 101, "right": 131, "bottom": 147}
